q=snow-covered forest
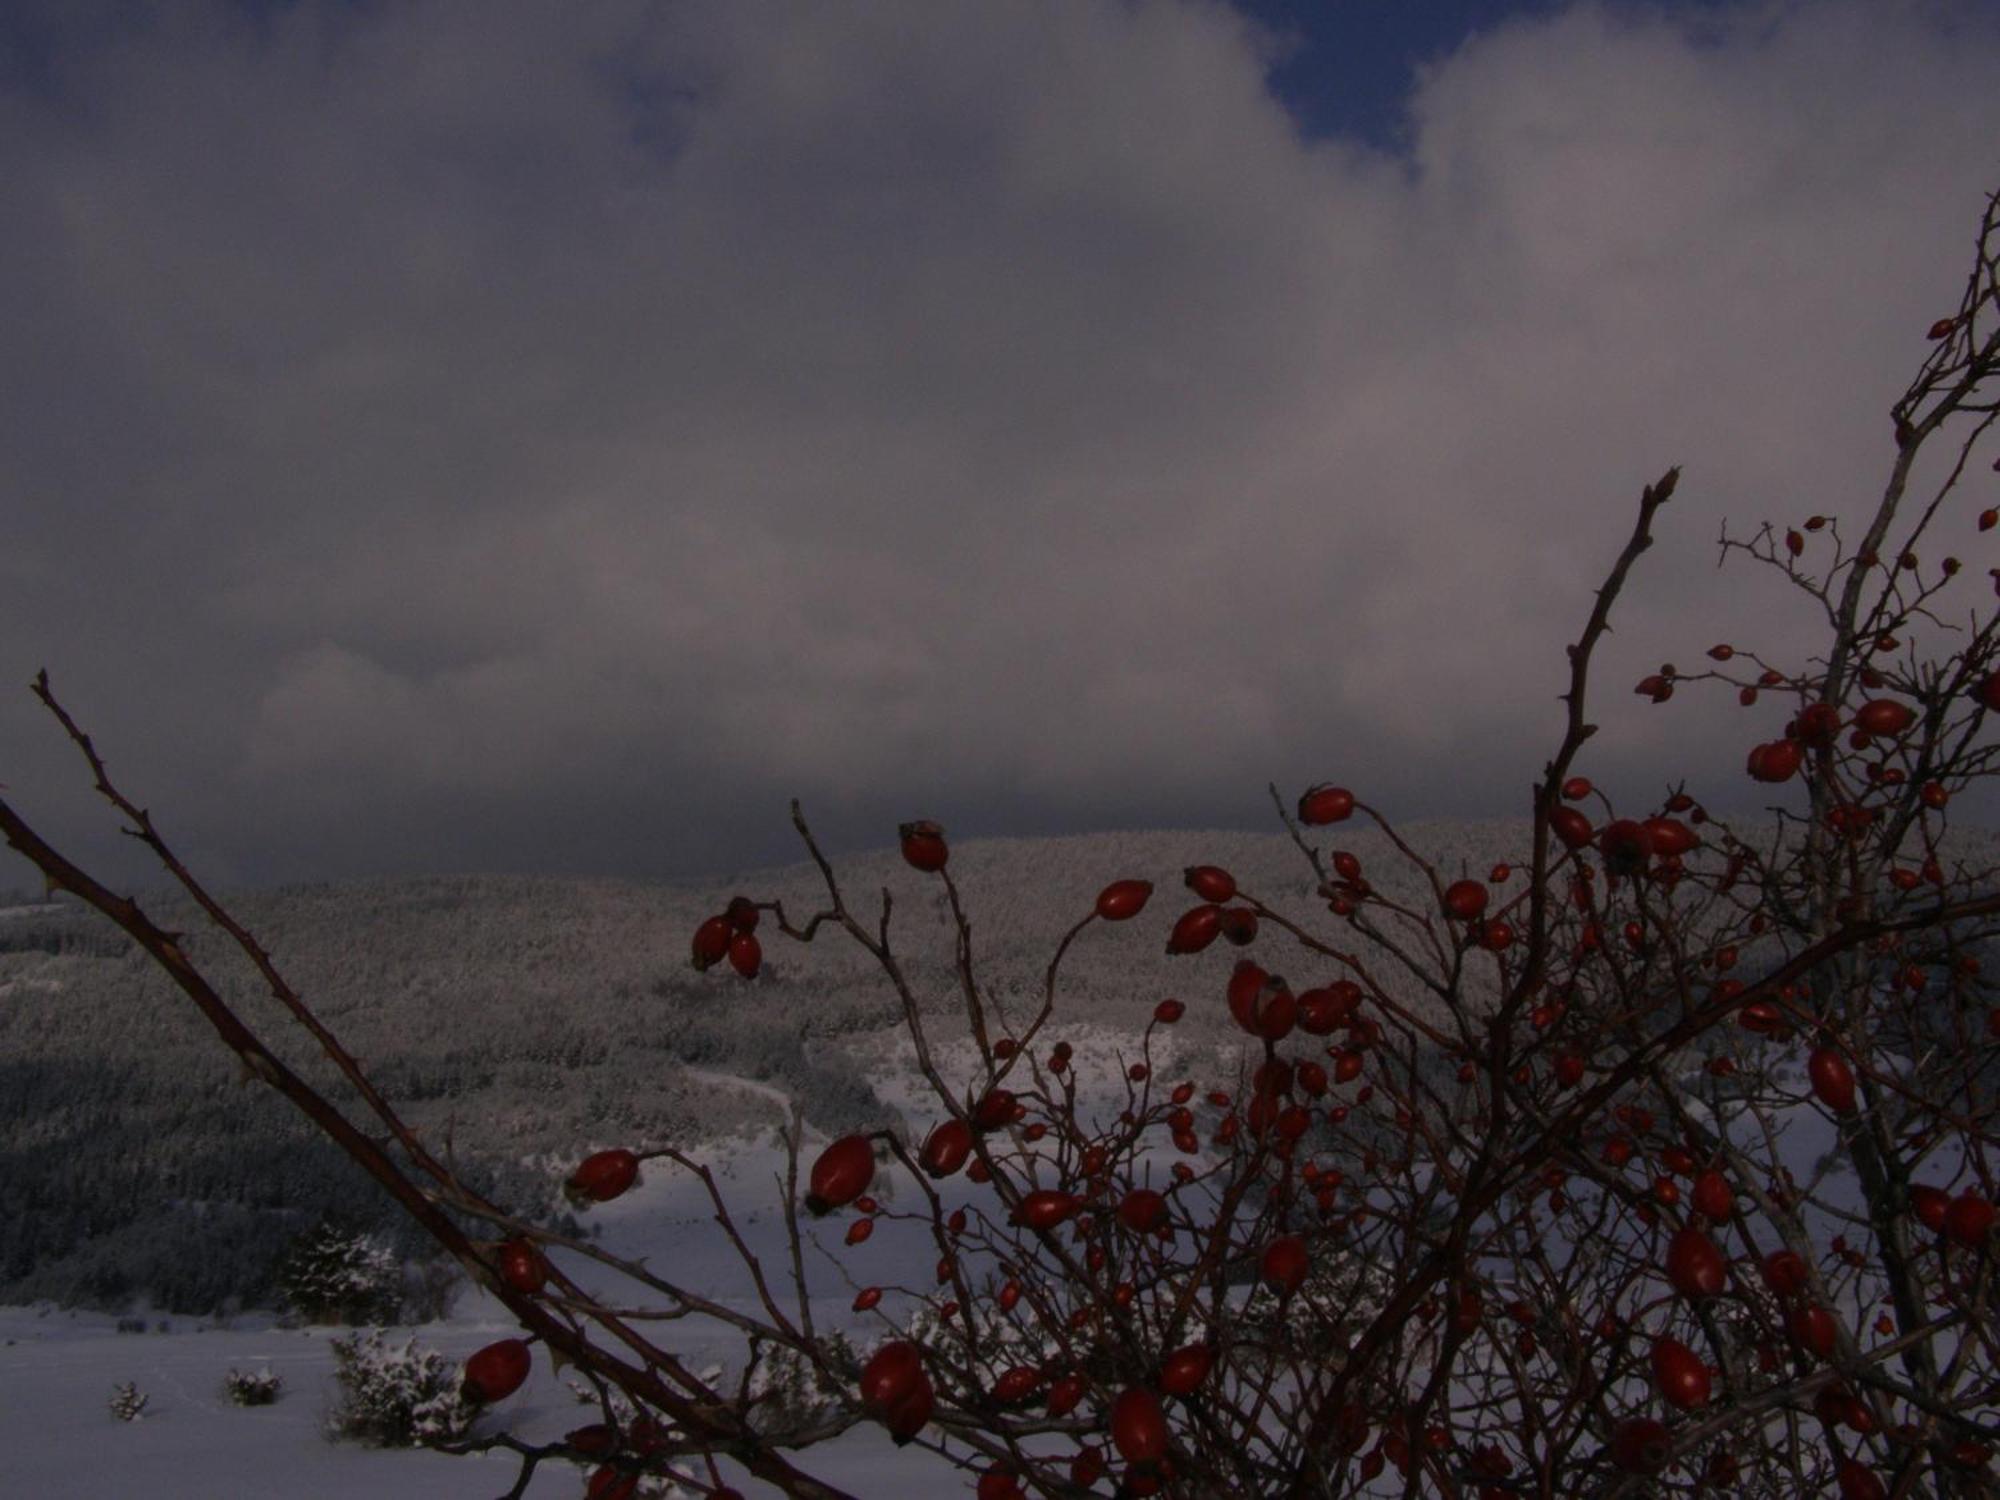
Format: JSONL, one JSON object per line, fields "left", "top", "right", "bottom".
{"left": 7, "top": 817, "right": 1995, "bottom": 1317}
{"left": 2, "top": 820, "right": 1565, "bottom": 1313}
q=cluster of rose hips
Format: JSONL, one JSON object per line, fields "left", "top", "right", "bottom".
{"left": 459, "top": 632, "right": 2000, "bottom": 1496}
{"left": 629, "top": 781, "right": 1995, "bottom": 1486}
{"left": 656, "top": 812, "right": 1371, "bottom": 1488}
{"left": 645, "top": 798, "right": 1372, "bottom": 1481}
{"left": 689, "top": 894, "right": 763, "bottom": 978}
{"left": 1655, "top": 496, "right": 2000, "bottom": 791}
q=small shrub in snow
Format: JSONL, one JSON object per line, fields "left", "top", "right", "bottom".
{"left": 903, "top": 1296, "right": 1090, "bottom": 1382}
{"left": 108, "top": 1380, "right": 149, "bottom": 1421}
{"left": 741, "top": 1331, "right": 856, "bottom": 1424}
{"left": 564, "top": 1334, "right": 856, "bottom": 1437}
{"left": 224, "top": 1365, "right": 284, "bottom": 1405}
{"left": 561, "top": 1366, "right": 747, "bottom": 1499}
{"left": 1238, "top": 1242, "right": 1402, "bottom": 1360}
{"left": 325, "top": 1329, "right": 473, "bottom": 1447}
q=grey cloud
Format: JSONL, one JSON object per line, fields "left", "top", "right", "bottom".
{"left": 3, "top": 0, "right": 1998, "bottom": 894}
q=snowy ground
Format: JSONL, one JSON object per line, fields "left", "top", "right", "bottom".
{"left": 1, "top": 1037, "right": 1184, "bottom": 1498}
{"left": 1, "top": 1129, "right": 961, "bottom": 1497}
{"left": 0, "top": 1302, "right": 957, "bottom": 1497}
{"left": 4, "top": 1020, "right": 1203, "bottom": 1498}
{"left": 4, "top": 1036, "right": 1945, "bottom": 1496}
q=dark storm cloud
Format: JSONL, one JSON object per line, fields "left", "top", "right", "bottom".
{"left": 3, "top": 0, "right": 1998, "bottom": 890}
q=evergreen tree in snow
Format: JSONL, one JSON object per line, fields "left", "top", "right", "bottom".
{"left": 275, "top": 1218, "right": 403, "bottom": 1326}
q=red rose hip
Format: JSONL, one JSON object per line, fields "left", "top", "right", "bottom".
{"left": 1665, "top": 1226, "right": 1726, "bottom": 1300}
{"left": 919, "top": 1118, "right": 973, "bottom": 1179}
{"left": 1651, "top": 1336, "right": 1711, "bottom": 1409}
{"left": 1808, "top": 1046, "right": 1857, "bottom": 1113}
{"left": 1298, "top": 784, "right": 1355, "bottom": 825}
{"left": 1261, "top": 1234, "right": 1309, "bottom": 1295}
{"left": 462, "top": 1338, "right": 532, "bottom": 1403}
{"left": 899, "top": 821, "right": 949, "bottom": 871}
{"left": 567, "top": 1148, "right": 639, "bottom": 1205}
{"left": 496, "top": 1237, "right": 548, "bottom": 1295}
{"left": 805, "top": 1134, "right": 875, "bottom": 1216}
{"left": 1110, "top": 1387, "right": 1170, "bottom": 1465}
{"left": 1095, "top": 879, "right": 1154, "bottom": 921}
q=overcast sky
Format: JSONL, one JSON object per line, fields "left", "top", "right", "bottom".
{"left": 4, "top": 0, "right": 1999, "bottom": 893}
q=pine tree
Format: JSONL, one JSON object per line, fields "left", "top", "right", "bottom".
{"left": 274, "top": 1219, "right": 402, "bottom": 1326}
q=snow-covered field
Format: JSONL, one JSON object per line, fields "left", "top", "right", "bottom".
{"left": 1, "top": 1126, "right": 968, "bottom": 1498}
{"left": 0, "top": 1301, "right": 960, "bottom": 1496}
{"left": 2, "top": 1015, "right": 1941, "bottom": 1496}
{"left": 1, "top": 1023, "right": 1234, "bottom": 1496}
